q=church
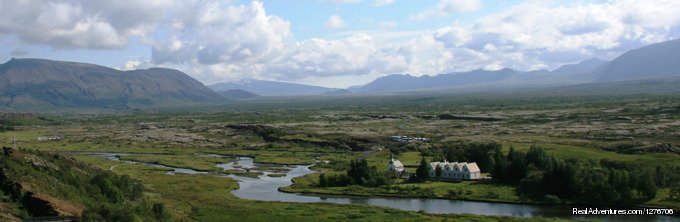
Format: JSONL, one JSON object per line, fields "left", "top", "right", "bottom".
{"left": 386, "top": 154, "right": 404, "bottom": 173}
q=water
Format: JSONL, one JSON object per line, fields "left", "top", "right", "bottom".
{"left": 88, "top": 152, "right": 207, "bottom": 175}
{"left": 86, "top": 152, "right": 677, "bottom": 222}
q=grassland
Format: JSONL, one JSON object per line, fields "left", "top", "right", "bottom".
{"left": 2, "top": 92, "right": 680, "bottom": 220}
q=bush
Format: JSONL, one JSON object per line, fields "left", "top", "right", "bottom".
{"left": 544, "top": 195, "right": 561, "bottom": 204}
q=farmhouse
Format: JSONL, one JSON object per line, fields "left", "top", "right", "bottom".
{"left": 429, "top": 160, "right": 481, "bottom": 180}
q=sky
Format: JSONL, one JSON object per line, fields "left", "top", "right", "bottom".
{"left": 1, "top": 0, "right": 680, "bottom": 88}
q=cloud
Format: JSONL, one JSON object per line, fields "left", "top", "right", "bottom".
{"left": 427, "top": 0, "right": 680, "bottom": 70}
{"left": 5, "top": 0, "right": 680, "bottom": 88}
{"left": 151, "top": 1, "right": 290, "bottom": 66}
{"left": 153, "top": 0, "right": 680, "bottom": 87}
{"left": 324, "top": 15, "right": 347, "bottom": 29}
{"left": 460, "top": 0, "right": 680, "bottom": 51}
{"left": 9, "top": 49, "right": 29, "bottom": 56}
{"left": 321, "top": 0, "right": 363, "bottom": 4}
{"left": 372, "top": 0, "right": 395, "bottom": 7}
{"left": 0, "top": 0, "right": 169, "bottom": 49}
{"left": 411, "top": 0, "right": 481, "bottom": 21}
{"left": 320, "top": 0, "right": 393, "bottom": 7}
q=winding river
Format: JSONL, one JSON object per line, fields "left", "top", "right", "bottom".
{"left": 88, "top": 152, "right": 676, "bottom": 222}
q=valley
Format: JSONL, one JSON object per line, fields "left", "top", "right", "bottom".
{"left": 2, "top": 93, "right": 679, "bottom": 221}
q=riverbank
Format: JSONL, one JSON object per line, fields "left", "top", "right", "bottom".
{"left": 280, "top": 172, "right": 527, "bottom": 204}
{"left": 72, "top": 152, "right": 579, "bottom": 221}
{"left": 280, "top": 172, "right": 680, "bottom": 211}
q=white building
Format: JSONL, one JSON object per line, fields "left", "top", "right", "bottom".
{"left": 429, "top": 160, "right": 481, "bottom": 180}
{"left": 387, "top": 154, "right": 404, "bottom": 173}
{"left": 37, "top": 135, "right": 64, "bottom": 141}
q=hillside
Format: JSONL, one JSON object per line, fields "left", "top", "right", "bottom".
{"left": 0, "top": 58, "right": 223, "bottom": 109}
{"left": 0, "top": 148, "right": 168, "bottom": 221}
{"left": 597, "top": 38, "right": 680, "bottom": 82}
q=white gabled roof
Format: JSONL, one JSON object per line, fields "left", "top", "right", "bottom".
{"left": 390, "top": 160, "right": 403, "bottom": 167}
{"left": 466, "top": 162, "right": 481, "bottom": 172}
{"left": 429, "top": 161, "right": 481, "bottom": 173}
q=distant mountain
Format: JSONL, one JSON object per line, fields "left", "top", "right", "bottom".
{"left": 0, "top": 58, "right": 222, "bottom": 109}
{"left": 550, "top": 58, "right": 606, "bottom": 76}
{"left": 597, "top": 39, "right": 680, "bottom": 82}
{"left": 208, "top": 79, "right": 337, "bottom": 96}
{"left": 352, "top": 58, "right": 610, "bottom": 93}
{"left": 352, "top": 68, "right": 518, "bottom": 93}
{"left": 325, "top": 89, "right": 352, "bottom": 95}
{"left": 217, "top": 89, "right": 259, "bottom": 100}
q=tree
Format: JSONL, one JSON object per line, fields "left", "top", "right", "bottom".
{"left": 670, "top": 186, "right": 680, "bottom": 200}
{"left": 344, "top": 157, "right": 390, "bottom": 187}
{"left": 506, "top": 146, "right": 528, "bottom": 184}
{"left": 491, "top": 145, "right": 507, "bottom": 182}
{"left": 525, "top": 145, "right": 553, "bottom": 171}
{"left": 435, "top": 164, "right": 443, "bottom": 178}
{"left": 319, "top": 172, "right": 328, "bottom": 187}
{"left": 347, "top": 158, "right": 370, "bottom": 185}
{"left": 412, "top": 157, "right": 431, "bottom": 183}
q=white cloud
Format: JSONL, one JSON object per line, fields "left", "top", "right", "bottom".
{"left": 4, "top": 0, "right": 680, "bottom": 88}
{"left": 0, "top": 0, "right": 170, "bottom": 49}
{"left": 321, "top": 0, "right": 363, "bottom": 4}
{"left": 160, "top": 0, "right": 680, "bottom": 87}
{"left": 152, "top": 1, "right": 290, "bottom": 66}
{"left": 411, "top": 0, "right": 481, "bottom": 21}
{"left": 320, "top": 0, "right": 393, "bottom": 7}
{"left": 324, "top": 15, "right": 347, "bottom": 29}
{"left": 373, "top": 0, "right": 395, "bottom": 7}
{"left": 424, "top": 0, "right": 680, "bottom": 71}
{"left": 379, "top": 21, "right": 398, "bottom": 29}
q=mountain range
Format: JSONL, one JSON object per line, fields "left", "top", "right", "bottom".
{"left": 350, "top": 39, "right": 680, "bottom": 93}
{"left": 0, "top": 58, "right": 222, "bottom": 109}
{"left": 208, "top": 79, "right": 337, "bottom": 96}
{"left": 1, "top": 38, "right": 679, "bottom": 110}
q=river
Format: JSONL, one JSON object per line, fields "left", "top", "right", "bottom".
{"left": 87, "top": 152, "right": 676, "bottom": 222}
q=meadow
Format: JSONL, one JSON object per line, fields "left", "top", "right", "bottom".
{"left": 1, "top": 92, "right": 679, "bottom": 220}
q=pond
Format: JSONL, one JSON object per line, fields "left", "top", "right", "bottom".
{"left": 86, "top": 152, "right": 676, "bottom": 222}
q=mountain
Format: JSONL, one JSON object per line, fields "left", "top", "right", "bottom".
{"left": 352, "top": 68, "right": 518, "bottom": 93}
{"left": 550, "top": 58, "right": 606, "bottom": 76}
{"left": 0, "top": 58, "right": 223, "bottom": 109}
{"left": 352, "top": 58, "right": 609, "bottom": 93}
{"left": 325, "top": 89, "right": 352, "bottom": 95}
{"left": 597, "top": 38, "right": 680, "bottom": 82}
{"left": 217, "top": 89, "right": 260, "bottom": 100}
{"left": 208, "top": 79, "right": 337, "bottom": 96}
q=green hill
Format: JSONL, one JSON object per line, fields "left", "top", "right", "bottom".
{"left": 0, "top": 148, "right": 169, "bottom": 221}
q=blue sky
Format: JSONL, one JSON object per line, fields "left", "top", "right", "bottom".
{"left": 1, "top": 0, "right": 679, "bottom": 88}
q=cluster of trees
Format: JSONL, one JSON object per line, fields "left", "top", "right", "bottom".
{"left": 0, "top": 149, "right": 170, "bottom": 221}
{"left": 82, "top": 201, "right": 170, "bottom": 222}
{"left": 426, "top": 142, "right": 679, "bottom": 204}
{"left": 0, "top": 120, "right": 15, "bottom": 132}
{"left": 318, "top": 142, "right": 679, "bottom": 206}
{"left": 492, "top": 146, "right": 671, "bottom": 204}
{"left": 91, "top": 172, "right": 144, "bottom": 204}
{"left": 319, "top": 158, "right": 392, "bottom": 187}
{"left": 429, "top": 142, "right": 499, "bottom": 172}
{"left": 407, "top": 157, "right": 431, "bottom": 183}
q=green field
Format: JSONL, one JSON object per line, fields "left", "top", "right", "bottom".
{"left": 2, "top": 93, "right": 679, "bottom": 221}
